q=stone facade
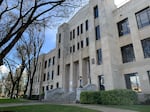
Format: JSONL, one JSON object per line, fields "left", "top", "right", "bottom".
{"left": 31, "top": 0, "right": 150, "bottom": 99}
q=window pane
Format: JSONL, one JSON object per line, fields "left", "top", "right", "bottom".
{"left": 141, "top": 37, "right": 150, "bottom": 58}
{"left": 95, "top": 25, "right": 100, "bottom": 40}
{"left": 97, "top": 49, "right": 102, "bottom": 65}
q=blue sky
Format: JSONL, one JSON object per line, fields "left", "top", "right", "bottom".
{"left": 41, "top": 0, "right": 130, "bottom": 54}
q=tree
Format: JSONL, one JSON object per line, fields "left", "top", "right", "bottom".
{"left": 0, "top": 0, "right": 88, "bottom": 65}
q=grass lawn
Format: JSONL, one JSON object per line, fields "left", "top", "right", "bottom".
{"left": 0, "top": 104, "right": 100, "bottom": 112}
{"left": 0, "top": 99, "right": 28, "bottom": 104}
{"left": 107, "top": 105, "right": 150, "bottom": 112}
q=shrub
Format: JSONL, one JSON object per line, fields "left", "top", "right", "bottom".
{"left": 80, "top": 89, "right": 138, "bottom": 105}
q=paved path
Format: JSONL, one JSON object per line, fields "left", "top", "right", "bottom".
{"left": 0, "top": 102, "right": 138, "bottom": 112}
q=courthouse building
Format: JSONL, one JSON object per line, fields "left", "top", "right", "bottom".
{"left": 31, "top": 0, "right": 150, "bottom": 99}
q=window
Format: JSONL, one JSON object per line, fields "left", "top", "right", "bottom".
{"left": 70, "top": 47, "right": 72, "bottom": 53}
{"left": 124, "top": 73, "right": 141, "bottom": 92}
{"left": 57, "top": 65, "right": 60, "bottom": 76}
{"left": 94, "top": 5, "right": 99, "bottom": 18}
{"left": 43, "top": 73, "right": 46, "bottom": 81}
{"left": 52, "top": 56, "right": 55, "bottom": 65}
{"left": 86, "top": 37, "right": 89, "bottom": 46}
{"left": 147, "top": 71, "right": 150, "bottom": 84}
{"left": 58, "top": 49, "right": 61, "bottom": 58}
{"left": 117, "top": 18, "right": 130, "bottom": 37}
{"left": 77, "top": 42, "right": 80, "bottom": 50}
{"left": 47, "top": 72, "right": 50, "bottom": 80}
{"left": 44, "top": 61, "right": 47, "bottom": 69}
{"left": 121, "top": 44, "right": 135, "bottom": 63}
{"left": 70, "top": 31, "right": 72, "bottom": 40}
{"left": 81, "top": 40, "right": 84, "bottom": 48}
{"left": 73, "top": 45, "right": 75, "bottom": 52}
{"left": 98, "top": 75, "right": 105, "bottom": 90}
{"left": 48, "top": 58, "right": 51, "bottom": 67}
{"left": 136, "top": 7, "right": 150, "bottom": 29}
{"left": 97, "top": 49, "right": 102, "bottom": 65}
{"left": 95, "top": 25, "right": 100, "bottom": 40}
{"left": 56, "top": 82, "right": 59, "bottom": 88}
{"left": 85, "top": 20, "right": 88, "bottom": 31}
{"left": 81, "top": 23, "right": 83, "bottom": 34}
{"left": 46, "top": 86, "right": 49, "bottom": 91}
{"left": 77, "top": 26, "right": 79, "bottom": 36}
{"left": 73, "top": 29, "right": 75, "bottom": 39}
{"left": 50, "top": 85, "right": 53, "bottom": 89}
{"left": 59, "top": 33, "right": 61, "bottom": 43}
{"left": 141, "top": 37, "right": 150, "bottom": 58}
{"left": 51, "top": 71, "right": 54, "bottom": 80}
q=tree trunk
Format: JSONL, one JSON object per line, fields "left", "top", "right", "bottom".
{"left": 28, "top": 78, "right": 33, "bottom": 99}
{"left": 10, "top": 83, "right": 16, "bottom": 99}
{"left": 23, "top": 73, "right": 30, "bottom": 97}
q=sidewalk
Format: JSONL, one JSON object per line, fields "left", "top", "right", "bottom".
{"left": 0, "top": 102, "right": 138, "bottom": 112}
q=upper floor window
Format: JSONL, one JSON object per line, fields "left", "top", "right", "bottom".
{"left": 70, "top": 47, "right": 72, "bottom": 53}
{"left": 77, "top": 26, "right": 79, "bottom": 36}
{"left": 86, "top": 37, "right": 89, "bottom": 46}
{"left": 73, "top": 45, "right": 75, "bottom": 52}
{"left": 136, "top": 7, "right": 150, "bottom": 29}
{"left": 44, "top": 61, "right": 47, "bottom": 69}
{"left": 121, "top": 44, "right": 135, "bottom": 63}
{"left": 56, "top": 82, "right": 59, "bottom": 88}
{"left": 70, "top": 31, "right": 72, "bottom": 40}
{"left": 141, "top": 37, "right": 150, "bottom": 58}
{"left": 95, "top": 25, "right": 100, "bottom": 40}
{"left": 47, "top": 72, "right": 50, "bottom": 80}
{"left": 57, "top": 65, "right": 60, "bottom": 76}
{"left": 81, "top": 23, "right": 83, "bottom": 34}
{"left": 43, "top": 73, "right": 46, "bottom": 81}
{"left": 97, "top": 49, "right": 102, "bottom": 65}
{"left": 94, "top": 5, "right": 99, "bottom": 18}
{"left": 59, "top": 33, "right": 61, "bottom": 43}
{"left": 58, "top": 49, "right": 61, "bottom": 58}
{"left": 73, "top": 29, "right": 75, "bottom": 39}
{"left": 85, "top": 20, "right": 88, "bottom": 31}
{"left": 52, "top": 56, "right": 55, "bottom": 65}
{"left": 81, "top": 40, "right": 84, "bottom": 48}
{"left": 51, "top": 71, "right": 54, "bottom": 80}
{"left": 48, "top": 58, "right": 51, "bottom": 67}
{"left": 147, "top": 71, "right": 150, "bottom": 84}
{"left": 77, "top": 42, "right": 80, "bottom": 50}
{"left": 117, "top": 18, "right": 130, "bottom": 37}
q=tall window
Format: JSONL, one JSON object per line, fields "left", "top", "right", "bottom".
{"left": 85, "top": 20, "right": 88, "bottom": 31}
{"left": 59, "top": 33, "right": 61, "bottom": 43}
{"left": 141, "top": 37, "right": 150, "bottom": 58}
{"left": 81, "top": 23, "right": 83, "bottom": 34}
{"left": 81, "top": 40, "right": 84, "bottom": 48}
{"left": 70, "top": 47, "right": 72, "bottom": 53}
{"left": 97, "top": 49, "right": 102, "bottom": 65}
{"left": 77, "top": 42, "right": 80, "bottom": 50}
{"left": 95, "top": 25, "right": 100, "bottom": 40}
{"left": 77, "top": 26, "right": 79, "bottom": 36}
{"left": 48, "top": 58, "right": 51, "bottom": 67}
{"left": 117, "top": 18, "right": 130, "bottom": 37}
{"left": 50, "top": 85, "right": 53, "bottom": 89}
{"left": 121, "top": 44, "right": 135, "bottom": 63}
{"left": 47, "top": 72, "right": 50, "bottom": 80}
{"left": 86, "top": 37, "right": 89, "bottom": 46}
{"left": 94, "top": 5, "right": 99, "bottom": 18}
{"left": 57, "top": 65, "right": 60, "bottom": 76}
{"left": 73, "top": 45, "right": 75, "bottom": 52}
{"left": 124, "top": 73, "right": 141, "bottom": 92}
{"left": 52, "top": 56, "right": 55, "bottom": 65}
{"left": 44, "top": 61, "right": 47, "bottom": 69}
{"left": 46, "top": 86, "right": 49, "bottom": 91}
{"left": 56, "top": 82, "right": 59, "bottom": 88}
{"left": 136, "top": 7, "right": 150, "bottom": 29}
{"left": 73, "top": 29, "right": 75, "bottom": 39}
{"left": 58, "top": 49, "right": 61, "bottom": 58}
{"left": 147, "top": 71, "right": 150, "bottom": 84}
{"left": 98, "top": 75, "right": 105, "bottom": 90}
{"left": 51, "top": 71, "right": 54, "bottom": 80}
{"left": 43, "top": 73, "right": 46, "bottom": 81}
{"left": 70, "top": 31, "right": 72, "bottom": 40}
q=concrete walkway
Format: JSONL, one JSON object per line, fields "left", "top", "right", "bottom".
{"left": 0, "top": 102, "right": 138, "bottom": 112}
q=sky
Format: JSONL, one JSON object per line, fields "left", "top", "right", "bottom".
{"left": 41, "top": 0, "right": 130, "bottom": 54}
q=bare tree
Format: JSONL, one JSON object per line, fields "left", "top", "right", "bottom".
{"left": 0, "top": 0, "right": 87, "bottom": 65}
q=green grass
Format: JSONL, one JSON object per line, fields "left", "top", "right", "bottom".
{"left": 106, "top": 105, "right": 150, "bottom": 112}
{"left": 0, "top": 104, "right": 100, "bottom": 112}
{"left": 0, "top": 99, "right": 28, "bottom": 104}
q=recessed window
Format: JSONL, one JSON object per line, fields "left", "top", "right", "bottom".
{"left": 51, "top": 71, "right": 54, "bottom": 80}
{"left": 86, "top": 37, "right": 89, "bottom": 46}
{"left": 77, "top": 26, "right": 79, "bottom": 36}
{"left": 59, "top": 33, "right": 61, "bottom": 43}
{"left": 56, "top": 82, "right": 59, "bottom": 88}
{"left": 141, "top": 37, "right": 150, "bottom": 58}
{"left": 73, "top": 29, "right": 75, "bottom": 39}
{"left": 47, "top": 72, "right": 50, "bottom": 80}
{"left": 70, "top": 47, "right": 72, "bottom": 53}
{"left": 81, "top": 40, "right": 84, "bottom": 48}
{"left": 43, "top": 73, "right": 46, "bottom": 81}
{"left": 58, "top": 49, "right": 61, "bottom": 58}
{"left": 48, "top": 58, "right": 51, "bottom": 67}
{"left": 117, "top": 18, "right": 130, "bottom": 37}
{"left": 50, "top": 85, "right": 53, "bottom": 89}
{"left": 57, "top": 65, "right": 60, "bottom": 76}
{"left": 97, "top": 49, "right": 102, "bottom": 65}
{"left": 46, "top": 86, "right": 49, "bottom": 91}
{"left": 70, "top": 31, "right": 72, "bottom": 40}
{"left": 124, "top": 73, "right": 141, "bottom": 92}
{"left": 85, "top": 20, "right": 88, "bottom": 31}
{"left": 136, "top": 7, "right": 150, "bottom": 29}
{"left": 44, "top": 61, "right": 47, "bottom": 69}
{"left": 94, "top": 5, "right": 99, "bottom": 18}
{"left": 52, "top": 56, "right": 55, "bottom": 65}
{"left": 81, "top": 23, "right": 83, "bottom": 34}
{"left": 121, "top": 44, "right": 135, "bottom": 63}
{"left": 95, "top": 25, "right": 100, "bottom": 40}
{"left": 73, "top": 45, "right": 75, "bottom": 52}
{"left": 147, "top": 71, "right": 150, "bottom": 84}
{"left": 77, "top": 42, "right": 80, "bottom": 50}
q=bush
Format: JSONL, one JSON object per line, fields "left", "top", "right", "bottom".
{"left": 80, "top": 89, "right": 138, "bottom": 105}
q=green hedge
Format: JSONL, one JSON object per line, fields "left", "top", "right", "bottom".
{"left": 80, "top": 89, "right": 138, "bottom": 105}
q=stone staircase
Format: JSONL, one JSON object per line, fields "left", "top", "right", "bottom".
{"left": 44, "top": 88, "right": 76, "bottom": 103}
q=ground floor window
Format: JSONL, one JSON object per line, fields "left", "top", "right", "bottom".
{"left": 147, "top": 71, "right": 150, "bottom": 84}
{"left": 98, "top": 75, "right": 105, "bottom": 90}
{"left": 124, "top": 73, "right": 141, "bottom": 92}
